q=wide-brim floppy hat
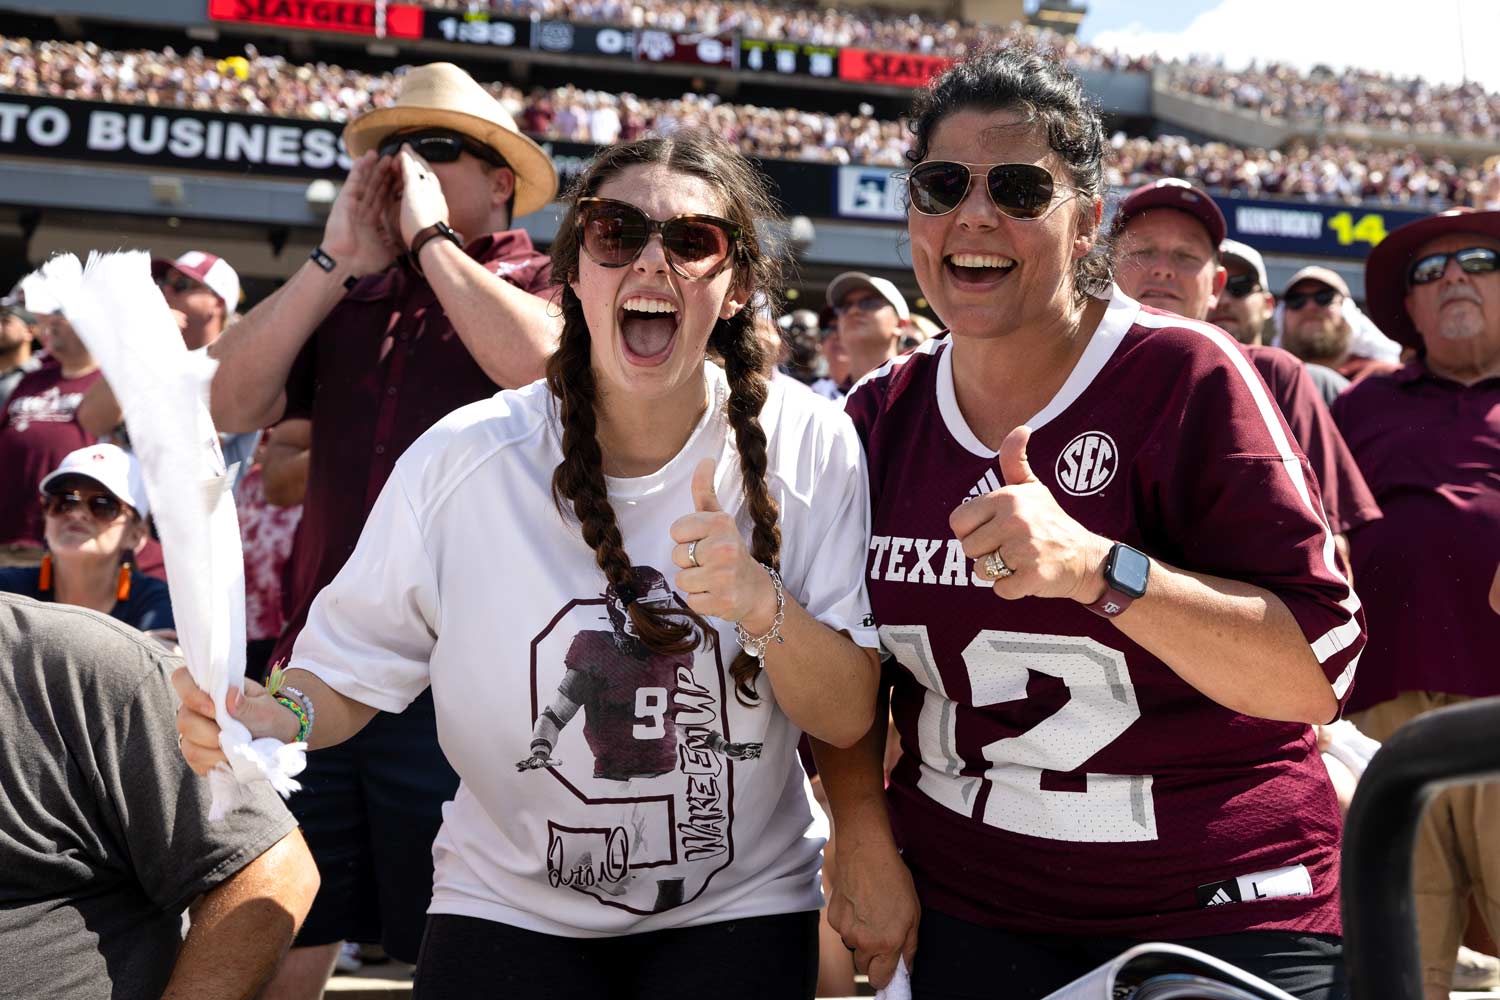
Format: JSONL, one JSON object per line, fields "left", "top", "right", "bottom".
{"left": 343, "top": 62, "right": 559, "bottom": 219}
{"left": 1364, "top": 208, "right": 1500, "bottom": 350}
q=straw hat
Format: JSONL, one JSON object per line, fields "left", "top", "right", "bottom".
{"left": 343, "top": 63, "right": 558, "bottom": 218}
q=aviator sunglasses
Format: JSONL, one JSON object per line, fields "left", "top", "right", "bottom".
{"left": 378, "top": 129, "right": 508, "bottom": 168}
{"left": 575, "top": 197, "right": 742, "bottom": 280}
{"left": 905, "top": 161, "right": 1078, "bottom": 219}
{"left": 1408, "top": 247, "right": 1500, "bottom": 287}
{"left": 44, "top": 490, "right": 125, "bottom": 523}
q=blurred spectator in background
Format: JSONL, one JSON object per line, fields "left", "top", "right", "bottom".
{"left": 826, "top": 271, "right": 911, "bottom": 385}
{"left": 0, "top": 283, "right": 41, "bottom": 410}
{"left": 1280, "top": 267, "right": 1403, "bottom": 386}
{"left": 78, "top": 250, "right": 258, "bottom": 487}
{"left": 1333, "top": 207, "right": 1500, "bottom": 997}
{"left": 0, "top": 276, "right": 101, "bottom": 567}
{"left": 904, "top": 313, "right": 941, "bottom": 350}
{"left": 235, "top": 420, "right": 307, "bottom": 684}
{"left": 777, "top": 308, "right": 823, "bottom": 384}
{"left": 0, "top": 593, "right": 317, "bottom": 1000}
{"left": 1111, "top": 179, "right": 1381, "bottom": 567}
{"left": 0, "top": 443, "right": 172, "bottom": 636}
{"left": 203, "top": 62, "right": 561, "bottom": 999}
{"left": 809, "top": 306, "right": 848, "bottom": 401}
{"left": 1208, "top": 239, "right": 1276, "bottom": 345}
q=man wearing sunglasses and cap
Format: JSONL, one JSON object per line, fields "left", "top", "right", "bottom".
{"left": 0, "top": 283, "right": 41, "bottom": 411}
{"left": 1279, "top": 266, "right": 1402, "bottom": 388}
{"left": 1111, "top": 178, "right": 1381, "bottom": 556}
{"left": 201, "top": 62, "right": 561, "bottom": 999}
{"left": 826, "top": 272, "right": 914, "bottom": 388}
{"left": 1330, "top": 208, "right": 1500, "bottom": 998}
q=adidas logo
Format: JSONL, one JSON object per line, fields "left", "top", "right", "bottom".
{"left": 964, "top": 468, "right": 1002, "bottom": 502}
{"left": 1206, "top": 888, "right": 1234, "bottom": 906}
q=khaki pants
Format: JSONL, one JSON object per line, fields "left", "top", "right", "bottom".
{"left": 1351, "top": 692, "right": 1500, "bottom": 1000}
{"left": 0, "top": 543, "right": 43, "bottom": 568}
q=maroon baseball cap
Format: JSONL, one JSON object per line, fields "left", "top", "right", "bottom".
{"left": 1365, "top": 208, "right": 1500, "bottom": 349}
{"left": 1114, "top": 179, "right": 1227, "bottom": 247}
{"left": 151, "top": 251, "right": 241, "bottom": 314}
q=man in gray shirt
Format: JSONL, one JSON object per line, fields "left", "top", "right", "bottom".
{"left": 0, "top": 593, "right": 319, "bottom": 999}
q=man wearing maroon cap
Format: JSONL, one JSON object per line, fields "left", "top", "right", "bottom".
{"left": 1112, "top": 179, "right": 1381, "bottom": 556}
{"left": 154, "top": 251, "right": 240, "bottom": 350}
{"left": 1331, "top": 207, "right": 1500, "bottom": 998}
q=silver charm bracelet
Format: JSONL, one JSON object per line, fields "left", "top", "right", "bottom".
{"left": 735, "top": 566, "right": 786, "bottom": 659}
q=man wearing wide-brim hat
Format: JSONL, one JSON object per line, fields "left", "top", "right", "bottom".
{"left": 202, "top": 62, "right": 562, "bottom": 999}
{"left": 1330, "top": 207, "right": 1500, "bottom": 997}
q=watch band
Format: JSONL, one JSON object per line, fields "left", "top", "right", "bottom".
{"left": 1085, "top": 542, "right": 1148, "bottom": 619}
{"left": 409, "top": 221, "right": 464, "bottom": 264}
{"left": 307, "top": 247, "right": 359, "bottom": 290}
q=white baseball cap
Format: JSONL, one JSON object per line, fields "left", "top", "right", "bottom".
{"left": 39, "top": 443, "right": 150, "bottom": 518}
{"left": 826, "top": 272, "right": 910, "bottom": 321}
{"left": 154, "top": 251, "right": 241, "bottom": 315}
{"left": 1219, "top": 239, "right": 1270, "bottom": 292}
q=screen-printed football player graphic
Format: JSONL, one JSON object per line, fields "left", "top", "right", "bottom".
{"left": 516, "top": 567, "right": 760, "bottom": 909}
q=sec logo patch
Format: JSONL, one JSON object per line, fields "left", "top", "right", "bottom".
{"left": 1055, "top": 431, "right": 1118, "bottom": 496}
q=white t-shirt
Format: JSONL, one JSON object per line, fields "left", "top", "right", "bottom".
{"left": 292, "top": 362, "right": 877, "bottom": 938}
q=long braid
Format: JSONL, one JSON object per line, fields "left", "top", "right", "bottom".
{"left": 714, "top": 315, "right": 782, "bottom": 704}
{"left": 548, "top": 288, "right": 709, "bottom": 656}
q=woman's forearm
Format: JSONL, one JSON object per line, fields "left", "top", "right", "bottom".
{"left": 756, "top": 598, "right": 880, "bottom": 747}
{"left": 274, "top": 668, "right": 381, "bottom": 749}
{"left": 1107, "top": 557, "right": 1339, "bottom": 724}
{"left": 808, "top": 687, "right": 895, "bottom": 845}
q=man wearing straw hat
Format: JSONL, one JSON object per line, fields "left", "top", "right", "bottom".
{"left": 204, "top": 62, "right": 561, "bottom": 998}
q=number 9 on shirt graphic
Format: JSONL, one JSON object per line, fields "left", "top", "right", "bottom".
{"left": 519, "top": 565, "right": 761, "bottom": 915}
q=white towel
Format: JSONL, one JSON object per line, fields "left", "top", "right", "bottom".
{"left": 877, "top": 956, "right": 912, "bottom": 1000}
{"left": 37, "top": 252, "right": 305, "bottom": 819}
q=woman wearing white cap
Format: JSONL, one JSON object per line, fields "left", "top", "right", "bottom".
{"left": 0, "top": 443, "right": 173, "bottom": 635}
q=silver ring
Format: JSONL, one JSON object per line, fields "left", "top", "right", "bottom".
{"left": 687, "top": 540, "right": 700, "bottom": 568}
{"left": 981, "top": 551, "right": 1013, "bottom": 580}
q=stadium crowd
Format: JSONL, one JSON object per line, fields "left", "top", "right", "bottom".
{"left": 2, "top": 24, "right": 1500, "bottom": 1000}
{"left": 3, "top": 35, "right": 1499, "bottom": 208}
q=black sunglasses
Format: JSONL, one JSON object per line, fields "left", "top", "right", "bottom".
{"left": 1408, "top": 247, "right": 1500, "bottom": 286}
{"left": 157, "top": 272, "right": 204, "bottom": 295}
{"left": 575, "top": 197, "right": 741, "bottom": 280}
{"left": 1223, "top": 274, "right": 1262, "bottom": 299}
{"left": 905, "top": 161, "right": 1076, "bottom": 219}
{"left": 378, "top": 130, "right": 507, "bottom": 169}
{"left": 44, "top": 490, "right": 125, "bottom": 522}
{"left": 1285, "top": 288, "right": 1340, "bottom": 311}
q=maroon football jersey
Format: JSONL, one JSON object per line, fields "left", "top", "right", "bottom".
{"left": 845, "top": 290, "right": 1365, "bottom": 939}
{"left": 560, "top": 630, "right": 688, "bottom": 781}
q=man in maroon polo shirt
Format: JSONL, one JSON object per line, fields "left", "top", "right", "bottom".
{"left": 206, "top": 63, "right": 561, "bottom": 999}
{"left": 1332, "top": 207, "right": 1500, "bottom": 998}
{"left": 1111, "top": 179, "right": 1381, "bottom": 557}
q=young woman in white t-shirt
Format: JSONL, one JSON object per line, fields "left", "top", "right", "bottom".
{"left": 175, "top": 129, "right": 881, "bottom": 998}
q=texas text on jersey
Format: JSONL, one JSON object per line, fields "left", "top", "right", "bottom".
{"left": 844, "top": 288, "right": 1365, "bottom": 939}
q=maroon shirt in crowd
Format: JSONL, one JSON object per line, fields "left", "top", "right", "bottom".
{"left": 1247, "top": 344, "right": 1381, "bottom": 535}
{"left": 1332, "top": 364, "right": 1500, "bottom": 711}
{"left": 271, "top": 232, "right": 553, "bottom": 664}
{"left": 0, "top": 361, "right": 102, "bottom": 547}
{"left": 845, "top": 290, "right": 1364, "bottom": 940}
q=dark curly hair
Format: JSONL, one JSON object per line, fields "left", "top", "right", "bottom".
{"left": 907, "top": 45, "right": 1113, "bottom": 301}
{"left": 547, "top": 128, "right": 785, "bottom": 705}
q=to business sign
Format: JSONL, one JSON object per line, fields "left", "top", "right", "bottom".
{"left": 208, "top": 0, "right": 423, "bottom": 38}
{"left": 838, "top": 48, "right": 952, "bottom": 88}
{"left": 0, "top": 96, "right": 352, "bottom": 178}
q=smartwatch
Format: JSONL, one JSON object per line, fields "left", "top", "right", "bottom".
{"left": 1086, "top": 542, "right": 1150, "bottom": 618}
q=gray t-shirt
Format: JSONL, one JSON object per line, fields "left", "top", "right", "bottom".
{"left": 0, "top": 594, "right": 297, "bottom": 1000}
{"left": 1302, "top": 361, "right": 1352, "bottom": 408}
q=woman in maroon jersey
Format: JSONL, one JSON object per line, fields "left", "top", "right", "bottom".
{"left": 816, "top": 48, "right": 1365, "bottom": 1000}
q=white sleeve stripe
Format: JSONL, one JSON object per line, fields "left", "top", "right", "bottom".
{"left": 1129, "top": 311, "right": 1362, "bottom": 654}
{"left": 1331, "top": 652, "right": 1360, "bottom": 700}
{"left": 846, "top": 335, "right": 945, "bottom": 397}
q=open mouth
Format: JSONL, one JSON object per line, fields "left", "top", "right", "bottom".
{"left": 944, "top": 252, "right": 1017, "bottom": 287}
{"left": 617, "top": 295, "right": 681, "bottom": 366}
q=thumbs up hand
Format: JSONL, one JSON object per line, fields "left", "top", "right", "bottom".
{"left": 949, "top": 426, "right": 1112, "bottom": 603}
{"left": 670, "top": 458, "right": 779, "bottom": 629}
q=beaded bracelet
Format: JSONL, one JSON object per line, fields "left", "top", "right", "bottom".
{"left": 282, "top": 685, "right": 315, "bottom": 743}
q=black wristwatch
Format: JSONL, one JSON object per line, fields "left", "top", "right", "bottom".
{"left": 409, "top": 221, "right": 464, "bottom": 262}
{"left": 1086, "top": 542, "right": 1151, "bottom": 618}
{"left": 308, "top": 247, "right": 359, "bottom": 290}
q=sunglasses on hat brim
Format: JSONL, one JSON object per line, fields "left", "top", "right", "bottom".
{"left": 1408, "top": 247, "right": 1500, "bottom": 287}
{"left": 904, "top": 161, "right": 1080, "bottom": 219}
{"left": 575, "top": 197, "right": 741, "bottom": 281}
{"left": 378, "top": 130, "right": 509, "bottom": 169}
